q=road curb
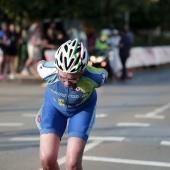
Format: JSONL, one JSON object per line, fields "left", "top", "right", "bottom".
{"left": 0, "top": 74, "right": 43, "bottom": 84}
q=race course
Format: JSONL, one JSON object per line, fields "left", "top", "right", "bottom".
{"left": 0, "top": 66, "right": 170, "bottom": 170}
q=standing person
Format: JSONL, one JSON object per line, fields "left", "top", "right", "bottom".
{"left": 36, "top": 38, "right": 108, "bottom": 170}
{"left": 107, "top": 29, "right": 121, "bottom": 79}
{"left": 21, "top": 23, "right": 42, "bottom": 75}
{"left": 41, "top": 27, "right": 58, "bottom": 60}
{"left": 0, "top": 22, "right": 8, "bottom": 79}
{"left": 119, "top": 28, "right": 132, "bottom": 81}
{"left": 41, "top": 27, "right": 58, "bottom": 87}
{"left": 18, "top": 28, "right": 28, "bottom": 72}
{"left": 94, "top": 33, "right": 108, "bottom": 53}
{"left": 3, "top": 23, "right": 19, "bottom": 79}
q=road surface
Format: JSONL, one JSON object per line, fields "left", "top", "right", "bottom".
{"left": 0, "top": 66, "right": 170, "bottom": 170}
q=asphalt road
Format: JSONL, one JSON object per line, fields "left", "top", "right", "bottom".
{"left": 0, "top": 66, "right": 170, "bottom": 170}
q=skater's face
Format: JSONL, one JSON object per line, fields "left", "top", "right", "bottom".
{"left": 58, "top": 71, "right": 81, "bottom": 87}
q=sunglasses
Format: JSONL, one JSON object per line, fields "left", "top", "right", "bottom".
{"left": 58, "top": 74, "right": 81, "bottom": 83}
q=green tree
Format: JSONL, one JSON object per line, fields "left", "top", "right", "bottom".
{"left": 0, "top": 0, "right": 170, "bottom": 32}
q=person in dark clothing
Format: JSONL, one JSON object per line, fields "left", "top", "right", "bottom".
{"left": 56, "top": 31, "right": 68, "bottom": 47}
{"left": 0, "top": 22, "right": 8, "bottom": 78}
{"left": 3, "top": 23, "right": 19, "bottom": 79}
{"left": 41, "top": 27, "right": 58, "bottom": 60}
{"left": 119, "top": 28, "right": 132, "bottom": 80}
{"left": 0, "top": 22, "right": 8, "bottom": 56}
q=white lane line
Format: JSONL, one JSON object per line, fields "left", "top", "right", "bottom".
{"left": 37, "top": 141, "right": 103, "bottom": 170}
{"left": 89, "top": 136, "right": 125, "bottom": 142}
{"left": 83, "top": 156, "right": 170, "bottom": 167}
{"left": 0, "top": 123, "right": 23, "bottom": 127}
{"left": 9, "top": 136, "right": 124, "bottom": 142}
{"left": 96, "top": 113, "right": 107, "bottom": 118}
{"left": 135, "top": 115, "right": 165, "bottom": 119}
{"left": 9, "top": 137, "right": 40, "bottom": 141}
{"left": 135, "top": 102, "right": 170, "bottom": 119}
{"left": 116, "top": 122, "right": 150, "bottom": 127}
{"left": 160, "top": 141, "right": 170, "bottom": 146}
{"left": 84, "top": 141, "right": 103, "bottom": 151}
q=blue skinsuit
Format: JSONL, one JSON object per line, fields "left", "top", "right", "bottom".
{"left": 37, "top": 60, "right": 107, "bottom": 141}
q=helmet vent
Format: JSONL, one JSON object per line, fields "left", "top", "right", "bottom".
{"left": 60, "top": 53, "right": 63, "bottom": 63}
{"left": 56, "top": 60, "right": 63, "bottom": 71}
{"left": 72, "top": 40, "right": 76, "bottom": 46}
{"left": 68, "top": 58, "right": 74, "bottom": 69}
{"left": 64, "top": 45, "right": 68, "bottom": 52}
{"left": 75, "top": 46, "right": 81, "bottom": 53}
{"left": 74, "top": 58, "right": 79, "bottom": 65}
{"left": 64, "top": 57, "right": 74, "bottom": 70}
{"left": 82, "top": 51, "right": 85, "bottom": 59}
{"left": 64, "top": 57, "right": 68, "bottom": 70}
{"left": 58, "top": 65, "right": 63, "bottom": 70}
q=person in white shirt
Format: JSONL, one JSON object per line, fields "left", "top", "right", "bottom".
{"left": 107, "top": 29, "right": 122, "bottom": 79}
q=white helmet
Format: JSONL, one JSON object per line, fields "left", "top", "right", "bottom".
{"left": 54, "top": 38, "right": 88, "bottom": 73}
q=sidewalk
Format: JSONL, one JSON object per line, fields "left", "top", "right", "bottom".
{"left": 0, "top": 73, "right": 43, "bottom": 84}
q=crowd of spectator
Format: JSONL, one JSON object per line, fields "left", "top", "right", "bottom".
{"left": 0, "top": 20, "right": 134, "bottom": 81}
{"left": 0, "top": 21, "right": 68, "bottom": 80}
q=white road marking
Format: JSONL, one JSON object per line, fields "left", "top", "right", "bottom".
{"left": 83, "top": 156, "right": 170, "bottom": 167}
{"left": 9, "top": 137, "right": 40, "bottom": 141}
{"left": 116, "top": 122, "right": 150, "bottom": 127}
{"left": 135, "top": 115, "right": 165, "bottom": 119}
{"left": 0, "top": 123, "right": 23, "bottom": 127}
{"left": 84, "top": 141, "right": 103, "bottom": 151}
{"left": 160, "top": 141, "right": 170, "bottom": 146}
{"left": 9, "top": 136, "right": 124, "bottom": 142}
{"left": 96, "top": 113, "right": 107, "bottom": 118}
{"left": 89, "top": 136, "right": 125, "bottom": 142}
{"left": 135, "top": 102, "right": 170, "bottom": 119}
